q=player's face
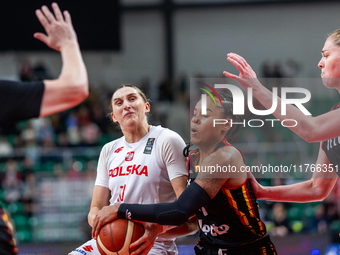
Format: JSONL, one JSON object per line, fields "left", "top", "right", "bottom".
{"left": 111, "top": 87, "right": 150, "bottom": 128}
{"left": 318, "top": 37, "right": 340, "bottom": 89}
{"left": 191, "top": 98, "right": 230, "bottom": 147}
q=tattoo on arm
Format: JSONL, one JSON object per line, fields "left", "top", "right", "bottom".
{"left": 195, "top": 149, "right": 235, "bottom": 198}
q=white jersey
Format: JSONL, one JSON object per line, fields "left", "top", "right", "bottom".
{"left": 95, "top": 126, "right": 188, "bottom": 204}
{"left": 69, "top": 126, "right": 188, "bottom": 255}
{"left": 95, "top": 125, "right": 187, "bottom": 207}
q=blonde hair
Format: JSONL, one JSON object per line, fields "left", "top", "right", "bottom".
{"left": 328, "top": 29, "right": 340, "bottom": 46}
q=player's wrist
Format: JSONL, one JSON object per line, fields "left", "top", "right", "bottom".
{"left": 59, "top": 39, "right": 79, "bottom": 52}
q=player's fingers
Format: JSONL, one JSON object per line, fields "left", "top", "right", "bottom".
{"left": 41, "top": 5, "right": 56, "bottom": 24}
{"left": 140, "top": 245, "right": 153, "bottom": 255}
{"left": 35, "top": 9, "right": 49, "bottom": 31}
{"left": 130, "top": 244, "right": 144, "bottom": 255}
{"left": 92, "top": 217, "right": 98, "bottom": 239}
{"left": 228, "top": 54, "right": 249, "bottom": 72}
{"left": 51, "top": 2, "right": 63, "bottom": 22}
{"left": 223, "top": 71, "right": 239, "bottom": 80}
{"left": 232, "top": 53, "right": 248, "bottom": 68}
{"left": 130, "top": 234, "right": 146, "bottom": 249}
{"left": 33, "top": 33, "right": 48, "bottom": 45}
{"left": 228, "top": 53, "right": 247, "bottom": 69}
{"left": 91, "top": 224, "right": 95, "bottom": 239}
{"left": 227, "top": 56, "right": 245, "bottom": 74}
{"left": 130, "top": 242, "right": 152, "bottom": 255}
{"left": 64, "top": 10, "right": 73, "bottom": 26}
{"left": 94, "top": 221, "right": 102, "bottom": 240}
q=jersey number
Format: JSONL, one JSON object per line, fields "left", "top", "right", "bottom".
{"left": 117, "top": 184, "right": 126, "bottom": 202}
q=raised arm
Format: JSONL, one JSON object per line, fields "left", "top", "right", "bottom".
{"left": 36, "top": 3, "right": 88, "bottom": 117}
{"left": 0, "top": 3, "right": 88, "bottom": 125}
{"left": 249, "top": 143, "right": 338, "bottom": 202}
{"left": 224, "top": 53, "right": 340, "bottom": 143}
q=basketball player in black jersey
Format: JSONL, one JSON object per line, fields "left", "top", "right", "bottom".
{"left": 0, "top": 3, "right": 88, "bottom": 254}
{"left": 223, "top": 30, "right": 340, "bottom": 204}
{"left": 91, "top": 93, "right": 277, "bottom": 255}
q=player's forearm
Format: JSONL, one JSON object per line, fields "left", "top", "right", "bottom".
{"left": 257, "top": 180, "right": 325, "bottom": 202}
{"left": 40, "top": 42, "right": 88, "bottom": 117}
{"left": 159, "top": 217, "right": 199, "bottom": 239}
{"left": 59, "top": 40, "right": 88, "bottom": 91}
{"left": 252, "top": 87, "right": 315, "bottom": 142}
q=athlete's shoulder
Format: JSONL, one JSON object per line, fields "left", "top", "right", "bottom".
{"left": 101, "top": 137, "right": 123, "bottom": 154}
{"left": 157, "top": 126, "right": 185, "bottom": 142}
{"left": 215, "top": 144, "right": 244, "bottom": 164}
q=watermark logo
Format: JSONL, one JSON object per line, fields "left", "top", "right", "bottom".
{"left": 200, "top": 84, "right": 311, "bottom": 116}
{"left": 197, "top": 82, "right": 312, "bottom": 128}
{"left": 197, "top": 82, "right": 222, "bottom": 115}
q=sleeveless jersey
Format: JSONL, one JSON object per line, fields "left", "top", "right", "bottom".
{"left": 95, "top": 125, "right": 187, "bottom": 243}
{"left": 322, "top": 103, "right": 340, "bottom": 177}
{"left": 188, "top": 138, "right": 267, "bottom": 248}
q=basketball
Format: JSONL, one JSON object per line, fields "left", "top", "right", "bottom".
{"left": 96, "top": 219, "right": 144, "bottom": 255}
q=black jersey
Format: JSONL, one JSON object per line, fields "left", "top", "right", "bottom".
{"left": 322, "top": 103, "right": 340, "bottom": 177}
{"left": 0, "top": 80, "right": 44, "bottom": 255}
{"left": 188, "top": 138, "right": 273, "bottom": 253}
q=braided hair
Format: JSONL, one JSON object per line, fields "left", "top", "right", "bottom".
{"left": 183, "top": 92, "right": 243, "bottom": 157}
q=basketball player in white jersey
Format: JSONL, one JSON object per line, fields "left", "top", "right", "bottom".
{"left": 69, "top": 85, "right": 188, "bottom": 255}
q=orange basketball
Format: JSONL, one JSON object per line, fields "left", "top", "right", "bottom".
{"left": 96, "top": 219, "right": 144, "bottom": 255}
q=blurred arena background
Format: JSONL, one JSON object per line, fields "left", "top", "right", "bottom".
{"left": 0, "top": 0, "right": 340, "bottom": 254}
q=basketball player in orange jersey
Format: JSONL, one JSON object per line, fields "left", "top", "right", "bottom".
{"left": 0, "top": 3, "right": 88, "bottom": 255}
{"left": 223, "top": 30, "right": 340, "bottom": 203}
{"left": 69, "top": 85, "right": 189, "bottom": 255}
{"left": 92, "top": 92, "right": 278, "bottom": 255}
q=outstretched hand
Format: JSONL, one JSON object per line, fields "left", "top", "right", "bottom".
{"left": 34, "top": 2, "right": 77, "bottom": 51}
{"left": 223, "top": 53, "right": 262, "bottom": 91}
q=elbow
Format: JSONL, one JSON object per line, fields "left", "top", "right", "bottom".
{"left": 314, "top": 188, "right": 330, "bottom": 201}
{"left": 311, "top": 181, "right": 331, "bottom": 202}
{"left": 62, "top": 72, "right": 89, "bottom": 102}
{"left": 78, "top": 80, "right": 89, "bottom": 101}
{"left": 314, "top": 193, "right": 328, "bottom": 202}
{"left": 299, "top": 126, "right": 314, "bottom": 143}
{"left": 303, "top": 130, "right": 319, "bottom": 143}
{"left": 303, "top": 135, "right": 315, "bottom": 143}
{"left": 73, "top": 72, "right": 89, "bottom": 101}
{"left": 69, "top": 78, "right": 89, "bottom": 104}
{"left": 299, "top": 118, "right": 319, "bottom": 143}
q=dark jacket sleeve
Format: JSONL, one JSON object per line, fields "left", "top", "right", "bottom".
{"left": 0, "top": 80, "right": 44, "bottom": 124}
